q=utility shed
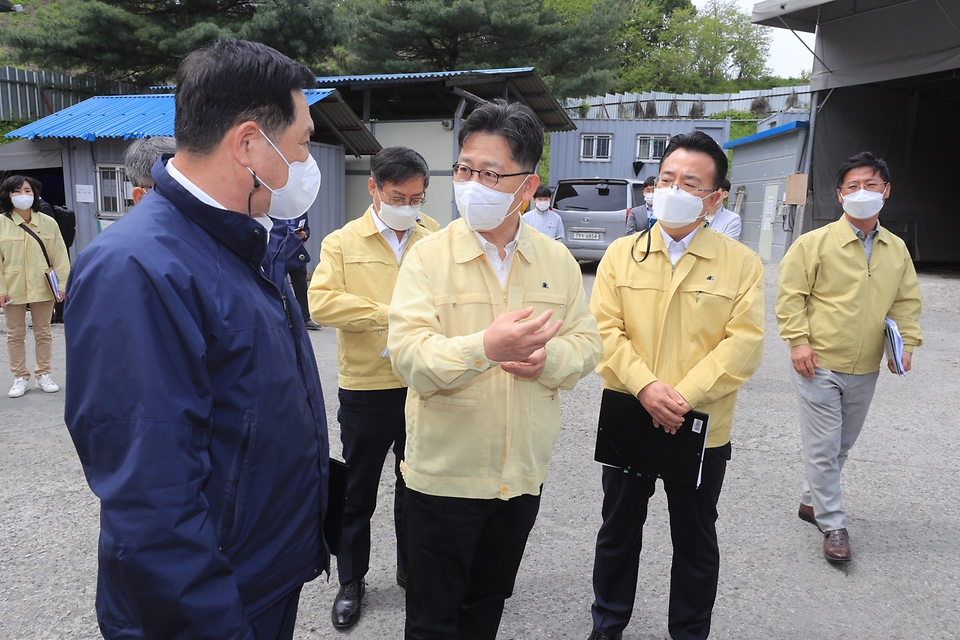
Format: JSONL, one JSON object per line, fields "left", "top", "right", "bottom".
{"left": 549, "top": 118, "right": 730, "bottom": 185}
{"left": 753, "top": 0, "right": 960, "bottom": 262}
{"left": 724, "top": 120, "right": 810, "bottom": 262}
{"left": 315, "top": 68, "right": 574, "bottom": 225}
{"left": 4, "top": 90, "right": 380, "bottom": 262}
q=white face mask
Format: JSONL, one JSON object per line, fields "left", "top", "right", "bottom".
{"left": 376, "top": 199, "right": 419, "bottom": 231}
{"left": 643, "top": 193, "right": 655, "bottom": 208}
{"left": 454, "top": 179, "right": 526, "bottom": 232}
{"left": 11, "top": 194, "right": 34, "bottom": 211}
{"left": 534, "top": 201, "right": 550, "bottom": 212}
{"left": 249, "top": 130, "right": 321, "bottom": 220}
{"left": 653, "top": 186, "right": 713, "bottom": 229}
{"left": 841, "top": 189, "right": 884, "bottom": 220}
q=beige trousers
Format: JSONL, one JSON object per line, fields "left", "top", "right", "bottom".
{"left": 5, "top": 300, "right": 55, "bottom": 378}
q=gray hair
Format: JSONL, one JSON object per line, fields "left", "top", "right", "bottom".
{"left": 124, "top": 136, "right": 177, "bottom": 188}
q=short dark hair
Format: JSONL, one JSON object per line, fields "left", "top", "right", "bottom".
{"left": 0, "top": 175, "right": 40, "bottom": 214}
{"left": 534, "top": 185, "right": 552, "bottom": 199}
{"left": 458, "top": 99, "right": 543, "bottom": 172}
{"left": 174, "top": 39, "right": 316, "bottom": 155}
{"left": 642, "top": 176, "right": 657, "bottom": 189}
{"left": 124, "top": 136, "right": 177, "bottom": 188}
{"left": 720, "top": 178, "right": 731, "bottom": 192}
{"left": 370, "top": 146, "right": 430, "bottom": 190}
{"left": 660, "top": 131, "right": 728, "bottom": 190}
{"left": 835, "top": 151, "right": 890, "bottom": 189}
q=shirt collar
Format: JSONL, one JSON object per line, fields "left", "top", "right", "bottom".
{"left": 659, "top": 223, "right": 700, "bottom": 252}
{"left": 847, "top": 218, "right": 880, "bottom": 241}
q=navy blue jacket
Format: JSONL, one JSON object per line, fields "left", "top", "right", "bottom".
{"left": 272, "top": 213, "right": 311, "bottom": 273}
{"left": 64, "top": 159, "right": 330, "bottom": 639}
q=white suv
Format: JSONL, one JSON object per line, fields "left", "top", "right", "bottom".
{"left": 552, "top": 178, "right": 646, "bottom": 261}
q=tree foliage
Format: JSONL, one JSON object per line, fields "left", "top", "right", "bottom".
{"left": 342, "top": 0, "right": 622, "bottom": 99}
{"left": 616, "top": 0, "right": 773, "bottom": 94}
{"left": 0, "top": 0, "right": 343, "bottom": 86}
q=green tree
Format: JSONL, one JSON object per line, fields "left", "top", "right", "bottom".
{"left": 0, "top": 0, "right": 343, "bottom": 86}
{"left": 342, "top": 0, "right": 621, "bottom": 99}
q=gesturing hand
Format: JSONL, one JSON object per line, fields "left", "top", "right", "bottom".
{"left": 500, "top": 347, "right": 548, "bottom": 379}
{"left": 638, "top": 381, "right": 690, "bottom": 434}
{"left": 483, "top": 307, "right": 563, "bottom": 364}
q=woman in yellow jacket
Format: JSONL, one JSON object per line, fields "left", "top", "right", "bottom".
{"left": 0, "top": 176, "right": 70, "bottom": 398}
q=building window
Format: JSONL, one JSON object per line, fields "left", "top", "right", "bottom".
{"left": 636, "top": 135, "right": 668, "bottom": 162}
{"left": 96, "top": 164, "right": 134, "bottom": 215}
{"left": 580, "top": 134, "right": 612, "bottom": 162}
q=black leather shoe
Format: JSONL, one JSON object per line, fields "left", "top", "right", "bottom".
{"left": 332, "top": 579, "right": 364, "bottom": 630}
{"left": 397, "top": 569, "right": 407, "bottom": 589}
{"left": 587, "top": 631, "right": 622, "bottom": 640}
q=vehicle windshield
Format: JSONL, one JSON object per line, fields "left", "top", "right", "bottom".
{"left": 553, "top": 182, "right": 628, "bottom": 211}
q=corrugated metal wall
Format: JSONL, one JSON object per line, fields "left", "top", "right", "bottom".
{"left": 566, "top": 86, "right": 811, "bottom": 120}
{"left": 549, "top": 118, "right": 731, "bottom": 186}
{"left": 0, "top": 67, "right": 141, "bottom": 122}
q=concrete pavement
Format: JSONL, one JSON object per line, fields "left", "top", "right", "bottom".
{"left": 1, "top": 264, "right": 958, "bottom": 639}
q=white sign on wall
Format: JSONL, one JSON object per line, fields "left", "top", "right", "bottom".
{"left": 75, "top": 184, "right": 95, "bottom": 203}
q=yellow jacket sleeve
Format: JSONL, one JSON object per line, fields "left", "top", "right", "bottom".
{"left": 388, "top": 245, "right": 492, "bottom": 395}
{"left": 591, "top": 250, "right": 659, "bottom": 397}
{"left": 888, "top": 256, "right": 923, "bottom": 351}
{"left": 308, "top": 230, "right": 389, "bottom": 333}
{"left": 776, "top": 239, "right": 817, "bottom": 347}
{"left": 536, "top": 252, "right": 602, "bottom": 391}
{"left": 673, "top": 254, "right": 765, "bottom": 409}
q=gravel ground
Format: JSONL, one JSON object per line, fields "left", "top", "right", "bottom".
{"left": 1, "top": 263, "right": 958, "bottom": 639}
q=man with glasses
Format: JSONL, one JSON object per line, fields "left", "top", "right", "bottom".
{"left": 387, "top": 100, "right": 601, "bottom": 639}
{"left": 776, "top": 151, "right": 922, "bottom": 563}
{"left": 587, "top": 131, "right": 764, "bottom": 640}
{"left": 308, "top": 145, "right": 435, "bottom": 630}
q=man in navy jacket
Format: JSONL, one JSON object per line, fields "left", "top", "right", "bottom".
{"left": 64, "top": 39, "right": 329, "bottom": 640}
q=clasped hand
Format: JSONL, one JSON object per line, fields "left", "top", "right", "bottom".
{"left": 483, "top": 307, "right": 563, "bottom": 379}
{"left": 638, "top": 381, "right": 691, "bottom": 433}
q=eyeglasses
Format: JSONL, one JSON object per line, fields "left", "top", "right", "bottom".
{"left": 452, "top": 163, "right": 531, "bottom": 188}
{"left": 840, "top": 181, "right": 887, "bottom": 194}
{"left": 656, "top": 177, "right": 716, "bottom": 196}
{"left": 379, "top": 189, "right": 426, "bottom": 207}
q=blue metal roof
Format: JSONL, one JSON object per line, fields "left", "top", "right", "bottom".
{"left": 723, "top": 120, "right": 809, "bottom": 149}
{"left": 315, "top": 68, "right": 535, "bottom": 84}
{"left": 6, "top": 89, "right": 336, "bottom": 141}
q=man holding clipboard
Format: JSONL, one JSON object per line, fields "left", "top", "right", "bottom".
{"left": 586, "top": 132, "right": 765, "bottom": 640}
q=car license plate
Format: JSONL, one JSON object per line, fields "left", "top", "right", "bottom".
{"left": 572, "top": 232, "right": 601, "bottom": 240}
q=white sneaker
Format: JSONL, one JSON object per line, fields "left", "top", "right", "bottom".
{"left": 35, "top": 374, "right": 59, "bottom": 393}
{"left": 8, "top": 377, "right": 28, "bottom": 398}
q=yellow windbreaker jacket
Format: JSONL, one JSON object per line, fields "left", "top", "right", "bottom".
{"left": 0, "top": 210, "right": 70, "bottom": 303}
{"left": 776, "top": 218, "right": 922, "bottom": 374}
{"left": 591, "top": 225, "right": 765, "bottom": 448}
{"left": 308, "top": 207, "right": 432, "bottom": 390}
{"left": 388, "top": 219, "right": 602, "bottom": 500}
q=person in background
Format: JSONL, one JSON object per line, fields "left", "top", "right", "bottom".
{"left": 0, "top": 175, "right": 70, "bottom": 398}
{"left": 63, "top": 39, "right": 330, "bottom": 640}
{"left": 308, "top": 145, "right": 434, "bottom": 631}
{"left": 587, "top": 132, "right": 764, "bottom": 640}
{"left": 776, "top": 151, "right": 921, "bottom": 563}
{"left": 123, "top": 136, "right": 177, "bottom": 205}
{"left": 388, "top": 100, "right": 601, "bottom": 639}
{"left": 522, "top": 185, "right": 564, "bottom": 241}
{"left": 626, "top": 176, "right": 656, "bottom": 234}
{"left": 703, "top": 178, "right": 741, "bottom": 241}
{"left": 274, "top": 212, "right": 321, "bottom": 330}
{"left": 36, "top": 196, "right": 74, "bottom": 324}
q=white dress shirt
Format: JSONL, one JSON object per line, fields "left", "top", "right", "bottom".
{"left": 474, "top": 222, "right": 523, "bottom": 288}
{"left": 522, "top": 208, "right": 565, "bottom": 241}
{"left": 659, "top": 224, "right": 701, "bottom": 266}
{"left": 371, "top": 209, "right": 414, "bottom": 264}
{"left": 705, "top": 206, "right": 741, "bottom": 241}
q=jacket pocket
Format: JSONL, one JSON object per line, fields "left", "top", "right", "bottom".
{"left": 217, "top": 412, "right": 257, "bottom": 551}
{"left": 411, "top": 387, "right": 492, "bottom": 478}
{"left": 522, "top": 291, "right": 567, "bottom": 321}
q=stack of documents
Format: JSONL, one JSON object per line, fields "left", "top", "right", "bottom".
{"left": 884, "top": 317, "right": 906, "bottom": 377}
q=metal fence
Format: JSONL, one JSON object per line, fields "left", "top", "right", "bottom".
{"left": 565, "top": 85, "right": 812, "bottom": 120}
{"left": 0, "top": 66, "right": 141, "bottom": 121}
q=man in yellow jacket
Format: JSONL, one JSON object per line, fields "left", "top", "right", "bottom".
{"left": 587, "top": 132, "right": 764, "bottom": 640}
{"left": 776, "top": 151, "right": 922, "bottom": 563}
{"left": 388, "top": 100, "right": 601, "bottom": 640}
{"left": 308, "top": 146, "right": 435, "bottom": 630}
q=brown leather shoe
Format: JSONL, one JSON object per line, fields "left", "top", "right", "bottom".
{"left": 823, "top": 528, "right": 851, "bottom": 562}
{"left": 798, "top": 503, "right": 821, "bottom": 530}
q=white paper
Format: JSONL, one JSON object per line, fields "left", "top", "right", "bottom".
{"left": 75, "top": 184, "right": 95, "bottom": 203}
{"left": 883, "top": 317, "right": 906, "bottom": 377}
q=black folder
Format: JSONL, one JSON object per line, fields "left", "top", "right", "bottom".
{"left": 594, "top": 389, "right": 710, "bottom": 489}
{"left": 324, "top": 458, "right": 348, "bottom": 556}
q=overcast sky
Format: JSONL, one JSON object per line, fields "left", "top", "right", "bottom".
{"left": 692, "top": 0, "right": 816, "bottom": 79}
